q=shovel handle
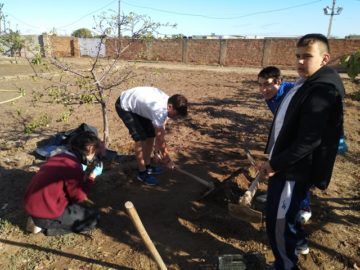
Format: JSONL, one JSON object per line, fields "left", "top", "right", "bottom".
{"left": 246, "top": 149, "right": 257, "bottom": 167}
{"left": 240, "top": 171, "right": 263, "bottom": 206}
{"left": 154, "top": 151, "right": 215, "bottom": 190}
{"left": 176, "top": 167, "right": 215, "bottom": 189}
{"left": 125, "top": 201, "right": 167, "bottom": 270}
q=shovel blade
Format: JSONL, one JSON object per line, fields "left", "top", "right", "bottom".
{"left": 228, "top": 203, "right": 262, "bottom": 223}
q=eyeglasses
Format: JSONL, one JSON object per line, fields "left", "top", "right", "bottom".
{"left": 258, "top": 79, "right": 275, "bottom": 88}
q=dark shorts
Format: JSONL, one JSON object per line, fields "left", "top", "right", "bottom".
{"left": 32, "top": 203, "right": 99, "bottom": 236}
{"left": 115, "top": 97, "right": 155, "bottom": 142}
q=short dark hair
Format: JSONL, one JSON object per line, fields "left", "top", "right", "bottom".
{"left": 297, "top": 33, "right": 330, "bottom": 53}
{"left": 69, "top": 131, "right": 101, "bottom": 157}
{"left": 168, "top": 94, "right": 188, "bottom": 117}
{"left": 258, "top": 66, "right": 281, "bottom": 80}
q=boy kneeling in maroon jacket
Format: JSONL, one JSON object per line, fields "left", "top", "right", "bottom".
{"left": 24, "top": 131, "right": 103, "bottom": 236}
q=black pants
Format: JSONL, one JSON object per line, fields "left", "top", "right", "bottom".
{"left": 266, "top": 178, "right": 309, "bottom": 270}
{"left": 33, "top": 204, "right": 99, "bottom": 236}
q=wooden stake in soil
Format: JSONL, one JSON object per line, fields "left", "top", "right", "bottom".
{"left": 124, "top": 201, "right": 167, "bottom": 270}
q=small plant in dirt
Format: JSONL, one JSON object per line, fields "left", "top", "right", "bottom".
{"left": 24, "top": 115, "right": 51, "bottom": 134}
{"left": 31, "top": 52, "right": 42, "bottom": 65}
{"left": 47, "top": 86, "right": 74, "bottom": 105}
{"left": 16, "top": 111, "right": 52, "bottom": 135}
{"left": 79, "top": 93, "right": 96, "bottom": 104}
{"left": 56, "top": 110, "right": 73, "bottom": 122}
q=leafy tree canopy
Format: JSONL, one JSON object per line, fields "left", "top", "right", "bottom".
{"left": 71, "top": 28, "right": 93, "bottom": 38}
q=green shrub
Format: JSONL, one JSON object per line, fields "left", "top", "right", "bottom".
{"left": 340, "top": 51, "right": 360, "bottom": 81}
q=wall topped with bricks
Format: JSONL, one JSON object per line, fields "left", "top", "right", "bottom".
{"left": 37, "top": 35, "right": 360, "bottom": 69}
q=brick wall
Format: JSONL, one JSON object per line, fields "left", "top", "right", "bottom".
{"left": 147, "top": 39, "right": 183, "bottom": 62}
{"left": 44, "top": 35, "right": 80, "bottom": 57}
{"left": 186, "top": 39, "right": 221, "bottom": 65}
{"left": 225, "top": 39, "right": 265, "bottom": 66}
{"left": 328, "top": 39, "right": 360, "bottom": 66}
{"left": 262, "top": 38, "right": 298, "bottom": 68}
{"left": 40, "top": 36, "right": 360, "bottom": 69}
{"left": 106, "top": 39, "right": 147, "bottom": 60}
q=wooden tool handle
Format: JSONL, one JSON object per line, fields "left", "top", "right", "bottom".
{"left": 246, "top": 149, "right": 256, "bottom": 167}
{"left": 239, "top": 172, "right": 262, "bottom": 206}
{"left": 175, "top": 167, "right": 215, "bottom": 189}
{"left": 125, "top": 201, "right": 167, "bottom": 270}
{"left": 154, "top": 151, "right": 214, "bottom": 189}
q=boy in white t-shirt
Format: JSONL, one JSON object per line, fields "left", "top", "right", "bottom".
{"left": 115, "top": 86, "right": 188, "bottom": 185}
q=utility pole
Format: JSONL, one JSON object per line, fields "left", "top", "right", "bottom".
{"left": 117, "top": 0, "right": 121, "bottom": 38}
{"left": 323, "top": 0, "right": 343, "bottom": 38}
{"left": 117, "top": 0, "right": 121, "bottom": 56}
{"left": 0, "top": 3, "right": 4, "bottom": 34}
{"left": 3, "top": 14, "right": 7, "bottom": 33}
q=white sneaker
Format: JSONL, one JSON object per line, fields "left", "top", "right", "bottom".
{"left": 295, "top": 243, "right": 310, "bottom": 256}
{"left": 298, "top": 209, "right": 312, "bottom": 224}
{"left": 256, "top": 194, "right": 267, "bottom": 203}
{"left": 26, "top": 217, "right": 42, "bottom": 234}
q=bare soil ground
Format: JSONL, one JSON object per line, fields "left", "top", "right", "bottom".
{"left": 0, "top": 58, "right": 359, "bottom": 270}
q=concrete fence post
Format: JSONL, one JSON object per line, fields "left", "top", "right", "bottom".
{"left": 219, "top": 39, "right": 227, "bottom": 66}
{"left": 262, "top": 38, "right": 272, "bottom": 67}
{"left": 182, "top": 39, "right": 188, "bottom": 64}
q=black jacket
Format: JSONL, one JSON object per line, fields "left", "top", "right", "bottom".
{"left": 265, "top": 66, "right": 344, "bottom": 189}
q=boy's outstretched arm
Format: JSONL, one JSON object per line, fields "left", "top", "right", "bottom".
{"left": 154, "top": 127, "right": 175, "bottom": 169}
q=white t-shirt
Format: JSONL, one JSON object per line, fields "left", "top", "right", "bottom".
{"left": 120, "top": 86, "right": 169, "bottom": 128}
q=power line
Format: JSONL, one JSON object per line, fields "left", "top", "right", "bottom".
{"left": 7, "top": 0, "right": 117, "bottom": 32}
{"left": 57, "top": 0, "right": 117, "bottom": 29}
{"left": 121, "top": 0, "right": 323, "bottom": 20}
{"left": 7, "top": 13, "right": 40, "bottom": 29}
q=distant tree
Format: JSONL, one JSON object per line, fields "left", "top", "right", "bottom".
{"left": 72, "top": 28, "right": 93, "bottom": 38}
{"left": 0, "top": 30, "right": 25, "bottom": 57}
{"left": 49, "top": 27, "right": 58, "bottom": 36}
{"left": 171, "top": 34, "right": 185, "bottom": 40}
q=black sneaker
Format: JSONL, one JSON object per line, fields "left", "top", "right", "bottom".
{"left": 137, "top": 172, "right": 158, "bottom": 185}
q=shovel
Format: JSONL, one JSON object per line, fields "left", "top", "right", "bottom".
{"left": 154, "top": 151, "right": 216, "bottom": 195}
{"left": 155, "top": 151, "right": 250, "bottom": 203}
{"left": 228, "top": 150, "right": 263, "bottom": 223}
{"left": 175, "top": 167, "right": 215, "bottom": 195}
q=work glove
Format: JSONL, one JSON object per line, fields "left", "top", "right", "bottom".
{"left": 81, "top": 164, "right": 87, "bottom": 171}
{"left": 91, "top": 162, "right": 103, "bottom": 178}
{"left": 165, "top": 159, "right": 175, "bottom": 170}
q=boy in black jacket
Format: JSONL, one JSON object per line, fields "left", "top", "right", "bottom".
{"left": 259, "top": 34, "right": 344, "bottom": 270}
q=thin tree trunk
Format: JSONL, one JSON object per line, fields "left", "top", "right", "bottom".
{"left": 101, "top": 101, "right": 109, "bottom": 146}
